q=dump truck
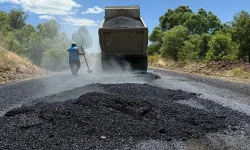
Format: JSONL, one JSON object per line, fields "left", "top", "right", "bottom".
{"left": 98, "top": 6, "right": 148, "bottom": 72}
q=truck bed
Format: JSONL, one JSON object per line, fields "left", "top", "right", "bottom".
{"left": 98, "top": 17, "right": 148, "bottom": 55}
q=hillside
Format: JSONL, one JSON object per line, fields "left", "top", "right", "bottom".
{"left": 0, "top": 47, "right": 48, "bottom": 84}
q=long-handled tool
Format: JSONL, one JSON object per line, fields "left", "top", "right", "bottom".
{"left": 81, "top": 46, "right": 93, "bottom": 74}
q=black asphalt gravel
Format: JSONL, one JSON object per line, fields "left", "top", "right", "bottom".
{"left": 0, "top": 83, "right": 249, "bottom": 150}
{"left": 102, "top": 16, "right": 144, "bottom": 28}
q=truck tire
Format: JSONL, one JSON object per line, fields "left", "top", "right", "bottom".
{"left": 130, "top": 55, "right": 148, "bottom": 72}
{"left": 122, "top": 55, "right": 147, "bottom": 72}
{"left": 102, "top": 55, "right": 148, "bottom": 72}
{"left": 101, "top": 55, "right": 112, "bottom": 72}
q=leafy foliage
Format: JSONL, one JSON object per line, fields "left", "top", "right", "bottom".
{"left": 37, "top": 19, "right": 59, "bottom": 40}
{"left": 0, "top": 11, "right": 10, "bottom": 33}
{"left": 147, "top": 43, "right": 161, "bottom": 55}
{"left": 148, "top": 5, "right": 246, "bottom": 63}
{"left": 160, "top": 26, "right": 188, "bottom": 60}
{"left": 8, "top": 9, "right": 27, "bottom": 30}
{"left": 232, "top": 11, "right": 250, "bottom": 62}
{"left": 178, "top": 34, "right": 202, "bottom": 61}
{"left": 42, "top": 49, "right": 68, "bottom": 71}
{"left": 148, "top": 26, "right": 164, "bottom": 55}
{"left": 1, "top": 9, "right": 92, "bottom": 72}
{"left": 72, "top": 26, "right": 92, "bottom": 49}
{"left": 206, "top": 31, "right": 238, "bottom": 61}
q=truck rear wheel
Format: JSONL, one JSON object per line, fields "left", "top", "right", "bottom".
{"left": 128, "top": 55, "right": 148, "bottom": 72}
{"left": 101, "top": 55, "right": 112, "bottom": 72}
{"left": 101, "top": 55, "right": 148, "bottom": 72}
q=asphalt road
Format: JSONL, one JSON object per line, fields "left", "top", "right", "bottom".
{"left": 0, "top": 68, "right": 250, "bottom": 150}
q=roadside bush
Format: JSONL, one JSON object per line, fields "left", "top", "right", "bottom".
{"left": 178, "top": 41, "right": 200, "bottom": 62}
{"left": 205, "top": 31, "right": 238, "bottom": 62}
{"left": 178, "top": 34, "right": 202, "bottom": 62}
{"left": 147, "top": 43, "right": 161, "bottom": 55}
{"left": 42, "top": 49, "right": 68, "bottom": 72}
{"left": 160, "top": 26, "right": 188, "bottom": 61}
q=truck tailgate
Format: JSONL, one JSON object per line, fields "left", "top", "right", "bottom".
{"left": 99, "top": 28, "right": 148, "bottom": 55}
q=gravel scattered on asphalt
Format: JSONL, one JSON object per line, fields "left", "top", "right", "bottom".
{"left": 0, "top": 83, "right": 249, "bottom": 150}
{"left": 102, "top": 16, "right": 144, "bottom": 28}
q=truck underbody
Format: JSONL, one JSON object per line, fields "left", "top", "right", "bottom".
{"left": 101, "top": 55, "right": 148, "bottom": 72}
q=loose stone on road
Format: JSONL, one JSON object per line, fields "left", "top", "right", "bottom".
{"left": 0, "top": 69, "right": 250, "bottom": 150}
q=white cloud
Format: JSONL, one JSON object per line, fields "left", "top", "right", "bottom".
{"left": 19, "top": 0, "right": 81, "bottom": 15}
{"left": 1, "top": 0, "right": 81, "bottom": 15}
{"left": 63, "top": 16, "right": 97, "bottom": 27}
{"left": 39, "top": 15, "right": 55, "bottom": 20}
{"left": 82, "top": 6, "right": 104, "bottom": 14}
{"left": 0, "top": 0, "right": 20, "bottom": 4}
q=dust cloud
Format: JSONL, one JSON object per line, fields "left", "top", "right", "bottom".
{"left": 78, "top": 33, "right": 134, "bottom": 77}
{"left": 31, "top": 26, "right": 138, "bottom": 105}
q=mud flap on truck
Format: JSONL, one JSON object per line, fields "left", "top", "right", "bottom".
{"left": 101, "top": 55, "right": 148, "bottom": 72}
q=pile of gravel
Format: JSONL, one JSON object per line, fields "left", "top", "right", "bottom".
{"left": 0, "top": 83, "right": 249, "bottom": 149}
{"left": 102, "top": 16, "right": 144, "bottom": 28}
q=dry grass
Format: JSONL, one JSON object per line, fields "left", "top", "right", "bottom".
{"left": 148, "top": 55, "right": 161, "bottom": 65}
{"left": 230, "top": 68, "right": 250, "bottom": 79}
{"left": 0, "top": 46, "right": 7, "bottom": 60}
{"left": 149, "top": 55, "right": 250, "bottom": 84}
{"left": 0, "top": 46, "right": 48, "bottom": 84}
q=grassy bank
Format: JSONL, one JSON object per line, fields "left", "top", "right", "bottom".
{"left": 0, "top": 46, "right": 48, "bottom": 84}
{"left": 149, "top": 55, "right": 250, "bottom": 83}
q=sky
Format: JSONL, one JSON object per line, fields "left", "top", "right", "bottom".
{"left": 0, "top": 0, "right": 250, "bottom": 53}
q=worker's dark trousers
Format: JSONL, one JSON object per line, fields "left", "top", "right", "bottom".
{"left": 69, "top": 60, "right": 81, "bottom": 76}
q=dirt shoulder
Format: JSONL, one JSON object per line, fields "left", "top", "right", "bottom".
{"left": 0, "top": 51, "right": 48, "bottom": 85}
{"left": 149, "top": 57, "right": 250, "bottom": 84}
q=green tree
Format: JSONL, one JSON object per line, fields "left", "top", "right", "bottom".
{"left": 37, "top": 19, "right": 60, "bottom": 40}
{"left": 6, "top": 31, "right": 26, "bottom": 56}
{"left": 222, "top": 22, "right": 233, "bottom": 34}
{"left": 0, "top": 10, "right": 10, "bottom": 33}
{"left": 178, "top": 34, "right": 202, "bottom": 61}
{"left": 147, "top": 43, "right": 161, "bottom": 55}
{"left": 51, "top": 32, "right": 70, "bottom": 50}
{"left": 8, "top": 9, "right": 27, "bottom": 30}
{"left": 15, "top": 24, "right": 36, "bottom": 48}
{"left": 160, "top": 9, "right": 174, "bottom": 31}
{"left": 198, "top": 8, "right": 208, "bottom": 17}
{"left": 159, "top": 6, "right": 222, "bottom": 35}
{"left": 160, "top": 26, "right": 188, "bottom": 60}
{"left": 206, "top": 31, "right": 238, "bottom": 61}
{"left": 42, "top": 49, "right": 68, "bottom": 71}
{"left": 29, "top": 19, "right": 61, "bottom": 65}
{"left": 232, "top": 11, "right": 250, "bottom": 62}
{"left": 149, "top": 26, "right": 163, "bottom": 42}
{"left": 72, "top": 26, "right": 92, "bottom": 49}
{"left": 160, "top": 6, "right": 193, "bottom": 31}
{"left": 28, "top": 37, "right": 48, "bottom": 65}
{"left": 184, "top": 14, "right": 209, "bottom": 34}
{"left": 148, "top": 26, "right": 164, "bottom": 55}
{"left": 199, "top": 33, "right": 211, "bottom": 59}
{"left": 207, "top": 11, "right": 222, "bottom": 33}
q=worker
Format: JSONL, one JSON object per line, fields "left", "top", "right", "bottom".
{"left": 67, "top": 42, "right": 85, "bottom": 76}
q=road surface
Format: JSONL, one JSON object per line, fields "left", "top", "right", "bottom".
{"left": 0, "top": 68, "right": 250, "bottom": 150}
